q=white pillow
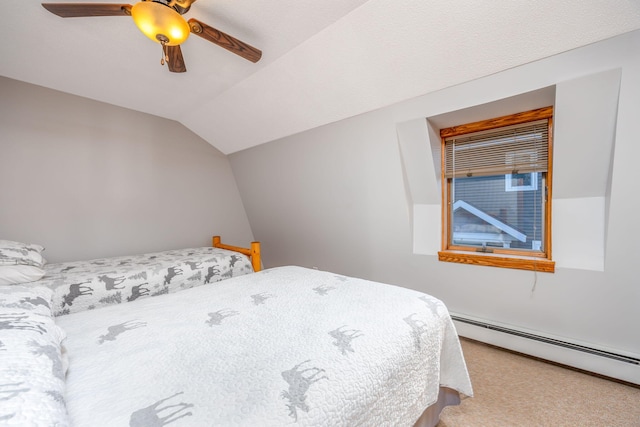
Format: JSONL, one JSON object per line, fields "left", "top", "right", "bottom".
{"left": 0, "top": 284, "right": 54, "bottom": 315}
{"left": 0, "top": 265, "right": 46, "bottom": 285}
{"left": 0, "top": 239, "right": 46, "bottom": 268}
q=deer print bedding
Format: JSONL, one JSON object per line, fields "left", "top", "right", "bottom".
{"left": 0, "top": 285, "right": 68, "bottom": 425}
{"left": 55, "top": 266, "right": 473, "bottom": 426}
{"left": 37, "top": 246, "right": 254, "bottom": 316}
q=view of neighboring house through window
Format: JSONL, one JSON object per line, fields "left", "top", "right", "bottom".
{"left": 438, "top": 107, "right": 555, "bottom": 272}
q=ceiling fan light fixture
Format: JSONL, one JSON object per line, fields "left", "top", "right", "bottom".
{"left": 131, "top": 1, "right": 190, "bottom": 46}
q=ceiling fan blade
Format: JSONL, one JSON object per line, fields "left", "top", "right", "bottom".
{"left": 188, "top": 18, "right": 262, "bottom": 63}
{"left": 166, "top": 45, "right": 187, "bottom": 73}
{"left": 42, "top": 3, "right": 132, "bottom": 17}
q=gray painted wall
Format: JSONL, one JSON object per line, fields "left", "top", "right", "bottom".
{"left": 229, "top": 30, "right": 640, "bottom": 375}
{"left": 0, "top": 77, "right": 254, "bottom": 263}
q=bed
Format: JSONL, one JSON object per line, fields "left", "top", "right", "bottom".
{"left": 0, "top": 239, "right": 472, "bottom": 426}
{"left": 8, "top": 236, "right": 261, "bottom": 317}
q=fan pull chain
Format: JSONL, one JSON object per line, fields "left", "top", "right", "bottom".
{"left": 160, "top": 43, "right": 169, "bottom": 66}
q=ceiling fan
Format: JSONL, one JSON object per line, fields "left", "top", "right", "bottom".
{"left": 42, "top": 0, "right": 262, "bottom": 73}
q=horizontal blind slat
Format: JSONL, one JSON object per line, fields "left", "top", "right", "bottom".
{"left": 444, "top": 120, "right": 549, "bottom": 178}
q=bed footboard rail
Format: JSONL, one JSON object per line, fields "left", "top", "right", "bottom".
{"left": 212, "top": 236, "right": 261, "bottom": 272}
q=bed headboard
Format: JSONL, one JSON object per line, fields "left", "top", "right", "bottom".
{"left": 212, "top": 236, "right": 261, "bottom": 272}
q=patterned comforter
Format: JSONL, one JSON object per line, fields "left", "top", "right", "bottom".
{"left": 38, "top": 246, "right": 254, "bottom": 316}
{"left": 56, "top": 266, "right": 473, "bottom": 426}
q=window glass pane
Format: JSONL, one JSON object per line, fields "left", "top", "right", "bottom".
{"left": 450, "top": 173, "right": 544, "bottom": 251}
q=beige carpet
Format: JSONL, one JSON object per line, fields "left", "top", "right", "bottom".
{"left": 438, "top": 338, "right": 640, "bottom": 427}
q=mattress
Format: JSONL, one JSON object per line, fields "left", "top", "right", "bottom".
{"left": 56, "top": 266, "right": 473, "bottom": 426}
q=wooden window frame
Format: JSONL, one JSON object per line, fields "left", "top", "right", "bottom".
{"left": 438, "top": 107, "right": 555, "bottom": 273}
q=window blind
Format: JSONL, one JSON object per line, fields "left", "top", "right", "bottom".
{"left": 444, "top": 119, "right": 549, "bottom": 179}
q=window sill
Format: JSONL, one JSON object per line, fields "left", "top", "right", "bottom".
{"left": 438, "top": 251, "right": 555, "bottom": 273}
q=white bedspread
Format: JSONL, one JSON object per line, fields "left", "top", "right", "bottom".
{"left": 56, "top": 266, "right": 472, "bottom": 426}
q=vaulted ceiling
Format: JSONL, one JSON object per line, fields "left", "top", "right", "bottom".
{"left": 1, "top": 1, "right": 639, "bottom": 154}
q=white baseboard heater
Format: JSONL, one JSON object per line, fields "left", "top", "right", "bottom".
{"left": 450, "top": 314, "right": 640, "bottom": 385}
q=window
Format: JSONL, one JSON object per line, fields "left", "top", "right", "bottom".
{"left": 505, "top": 172, "right": 538, "bottom": 192}
{"left": 438, "top": 107, "right": 555, "bottom": 272}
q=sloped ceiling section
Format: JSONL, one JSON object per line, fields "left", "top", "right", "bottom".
{"left": 0, "top": 0, "right": 368, "bottom": 132}
{"left": 2, "top": 1, "right": 640, "bottom": 154}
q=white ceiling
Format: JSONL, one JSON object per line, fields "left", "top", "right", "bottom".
{"left": 1, "top": 1, "right": 640, "bottom": 154}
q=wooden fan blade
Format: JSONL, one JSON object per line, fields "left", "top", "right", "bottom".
{"left": 166, "top": 45, "right": 187, "bottom": 73}
{"left": 42, "top": 3, "right": 132, "bottom": 17}
{"left": 188, "top": 18, "right": 261, "bottom": 63}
